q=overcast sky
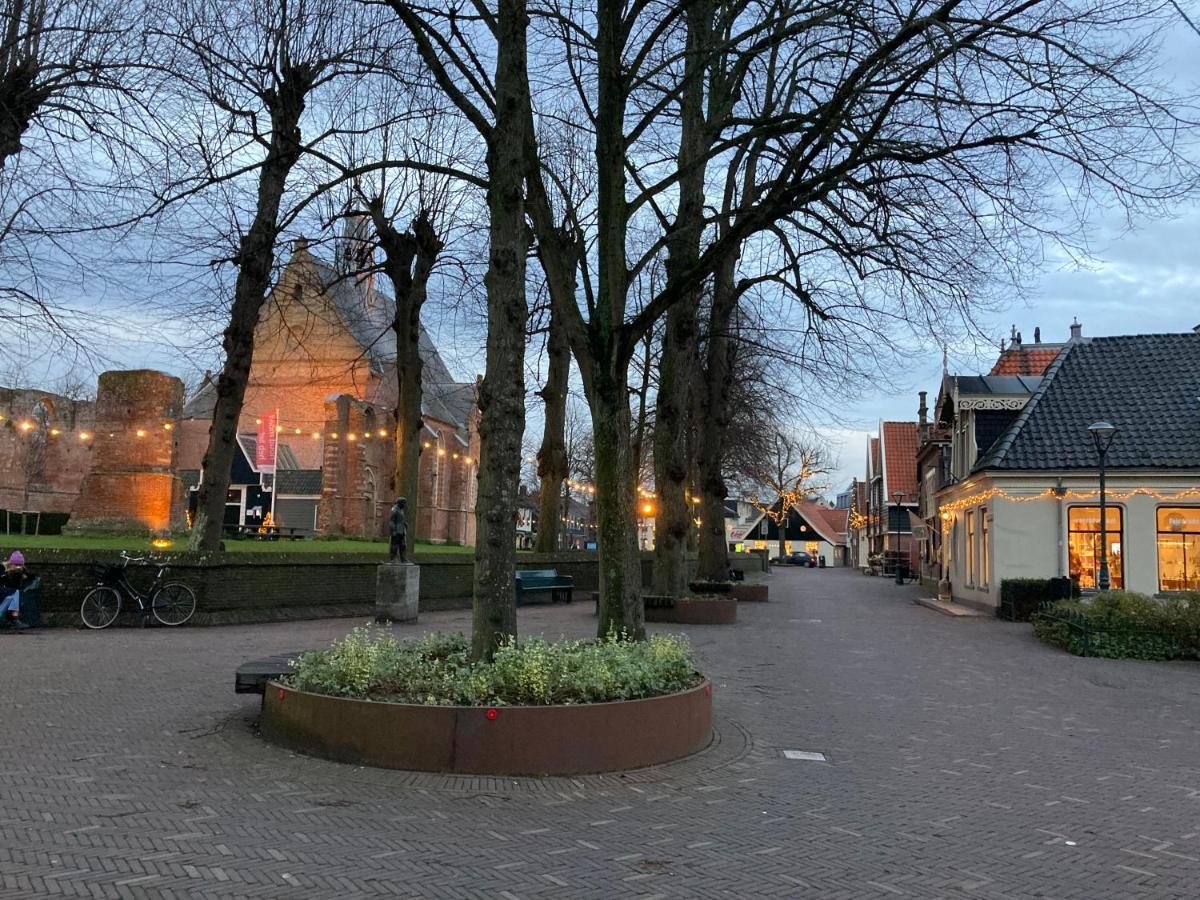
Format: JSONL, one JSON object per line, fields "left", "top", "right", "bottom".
{"left": 820, "top": 203, "right": 1200, "bottom": 495}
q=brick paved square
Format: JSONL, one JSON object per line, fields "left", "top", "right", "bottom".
{"left": 3, "top": 568, "right": 1199, "bottom": 898}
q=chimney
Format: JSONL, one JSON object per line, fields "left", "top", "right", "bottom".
{"left": 1010, "top": 324, "right": 1021, "bottom": 349}
{"left": 291, "top": 237, "right": 309, "bottom": 254}
{"left": 1069, "top": 317, "right": 1082, "bottom": 341}
{"left": 1034, "top": 326, "right": 1041, "bottom": 343}
{"left": 918, "top": 391, "right": 930, "bottom": 445}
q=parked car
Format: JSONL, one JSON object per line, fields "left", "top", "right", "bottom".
{"left": 771, "top": 551, "right": 816, "bottom": 567}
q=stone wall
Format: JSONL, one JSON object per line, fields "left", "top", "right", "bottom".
{"left": 20, "top": 549, "right": 764, "bottom": 627}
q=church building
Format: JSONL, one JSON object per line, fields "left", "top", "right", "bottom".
{"left": 178, "top": 237, "right": 479, "bottom": 544}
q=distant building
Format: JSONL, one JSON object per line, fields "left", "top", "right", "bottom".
{"left": 867, "top": 421, "right": 920, "bottom": 575}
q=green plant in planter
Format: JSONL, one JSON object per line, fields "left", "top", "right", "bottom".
{"left": 287, "top": 626, "right": 701, "bottom": 705}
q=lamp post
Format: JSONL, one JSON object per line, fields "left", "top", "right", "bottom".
{"left": 893, "top": 491, "right": 906, "bottom": 585}
{"left": 1088, "top": 421, "right": 1118, "bottom": 592}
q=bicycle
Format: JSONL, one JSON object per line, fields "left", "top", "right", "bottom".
{"left": 80, "top": 551, "right": 197, "bottom": 629}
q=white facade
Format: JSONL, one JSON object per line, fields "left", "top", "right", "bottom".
{"left": 939, "top": 470, "right": 1200, "bottom": 609}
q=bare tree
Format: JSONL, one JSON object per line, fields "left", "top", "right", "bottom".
{"left": 162, "top": 0, "right": 393, "bottom": 551}
{"left": 388, "top": 0, "right": 532, "bottom": 660}
{"left": 746, "top": 430, "right": 833, "bottom": 560}
{"left": 0, "top": 0, "right": 154, "bottom": 361}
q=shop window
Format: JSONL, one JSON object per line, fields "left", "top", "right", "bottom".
{"left": 1067, "top": 506, "right": 1123, "bottom": 590}
{"left": 805, "top": 541, "right": 819, "bottom": 556}
{"left": 1157, "top": 507, "right": 1200, "bottom": 592}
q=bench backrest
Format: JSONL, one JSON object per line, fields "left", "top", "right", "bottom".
{"left": 515, "top": 569, "right": 558, "bottom": 581}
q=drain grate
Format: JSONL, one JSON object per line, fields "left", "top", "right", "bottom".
{"left": 782, "top": 750, "right": 827, "bottom": 762}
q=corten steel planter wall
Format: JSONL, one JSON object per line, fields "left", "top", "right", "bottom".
{"left": 731, "top": 584, "right": 768, "bottom": 602}
{"left": 260, "top": 680, "right": 713, "bottom": 776}
{"left": 645, "top": 597, "right": 738, "bottom": 625}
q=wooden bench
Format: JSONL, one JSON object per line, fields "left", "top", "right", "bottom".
{"left": 515, "top": 569, "right": 574, "bottom": 605}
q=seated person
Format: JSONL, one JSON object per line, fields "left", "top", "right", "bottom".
{"left": 0, "top": 550, "right": 30, "bottom": 630}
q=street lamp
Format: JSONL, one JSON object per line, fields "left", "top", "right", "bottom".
{"left": 1088, "top": 421, "right": 1119, "bottom": 591}
{"left": 893, "top": 491, "right": 906, "bottom": 585}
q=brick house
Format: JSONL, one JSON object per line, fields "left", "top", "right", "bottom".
{"left": 867, "top": 421, "right": 920, "bottom": 575}
{"left": 179, "top": 239, "right": 480, "bottom": 543}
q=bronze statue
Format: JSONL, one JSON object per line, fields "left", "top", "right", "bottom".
{"left": 389, "top": 497, "right": 408, "bottom": 562}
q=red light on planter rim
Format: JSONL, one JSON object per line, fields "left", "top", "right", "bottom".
{"left": 486, "top": 708, "right": 498, "bottom": 721}
{"left": 277, "top": 688, "right": 285, "bottom": 701}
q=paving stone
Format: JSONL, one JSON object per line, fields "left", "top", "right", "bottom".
{"left": 2, "top": 570, "right": 1199, "bottom": 898}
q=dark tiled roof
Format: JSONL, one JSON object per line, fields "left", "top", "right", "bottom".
{"left": 881, "top": 421, "right": 919, "bottom": 499}
{"left": 277, "top": 469, "right": 323, "bottom": 496}
{"left": 977, "top": 333, "right": 1200, "bottom": 471}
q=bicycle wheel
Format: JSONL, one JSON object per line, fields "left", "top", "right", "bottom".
{"left": 81, "top": 587, "right": 122, "bottom": 629}
{"left": 152, "top": 582, "right": 196, "bottom": 626}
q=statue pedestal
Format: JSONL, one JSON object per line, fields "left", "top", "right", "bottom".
{"left": 375, "top": 562, "right": 420, "bottom": 624}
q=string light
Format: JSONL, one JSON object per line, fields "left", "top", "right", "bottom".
{"left": 19, "top": 421, "right": 32, "bottom": 432}
{"left": 78, "top": 432, "right": 91, "bottom": 442}
{"left": 936, "top": 486, "right": 1200, "bottom": 530}
{"left": 163, "top": 422, "right": 173, "bottom": 431}
{"left": 135, "top": 429, "right": 146, "bottom": 438}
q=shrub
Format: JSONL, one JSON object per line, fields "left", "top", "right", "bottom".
{"left": 1032, "top": 591, "right": 1200, "bottom": 660}
{"left": 998, "top": 577, "right": 1076, "bottom": 621}
{"left": 287, "top": 627, "right": 702, "bottom": 705}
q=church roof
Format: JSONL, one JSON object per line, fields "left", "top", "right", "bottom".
{"left": 309, "top": 258, "right": 456, "bottom": 384}
{"left": 183, "top": 250, "right": 470, "bottom": 425}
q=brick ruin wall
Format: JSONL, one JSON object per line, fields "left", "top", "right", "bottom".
{"left": 0, "top": 388, "right": 96, "bottom": 516}
{"left": 68, "top": 370, "right": 186, "bottom": 534}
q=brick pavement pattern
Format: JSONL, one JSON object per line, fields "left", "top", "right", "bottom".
{"left": 3, "top": 569, "right": 1200, "bottom": 898}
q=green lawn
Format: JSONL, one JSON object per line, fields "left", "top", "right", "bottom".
{"left": 0, "top": 533, "right": 475, "bottom": 555}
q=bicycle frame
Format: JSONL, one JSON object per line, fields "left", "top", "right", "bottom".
{"left": 96, "top": 556, "right": 170, "bottom": 617}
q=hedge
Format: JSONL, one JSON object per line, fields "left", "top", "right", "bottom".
{"left": 997, "top": 577, "right": 1076, "bottom": 622}
{"left": 0, "top": 509, "right": 70, "bottom": 536}
{"left": 1032, "top": 591, "right": 1200, "bottom": 660}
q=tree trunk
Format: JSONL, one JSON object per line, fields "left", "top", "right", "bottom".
{"left": 694, "top": 252, "right": 739, "bottom": 582}
{"left": 190, "top": 71, "right": 311, "bottom": 551}
{"left": 471, "top": 0, "right": 530, "bottom": 662}
{"left": 652, "top": 301, "right": 696, "bottom": 596}
{"left": 651, "top": 0, "right": 708, "bottom": 597}
{"left": 371, "top": 206, "right": 442, "bottom": 517}
{"left": 591, "top": 363, "right": 644, "bottom": 640}
{"left": 534, "top": 300, "right": 570, "bottom": 553}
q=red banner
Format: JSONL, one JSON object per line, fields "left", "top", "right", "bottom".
{"left": 256, "top": 411, "right": 278, "bottom": 473}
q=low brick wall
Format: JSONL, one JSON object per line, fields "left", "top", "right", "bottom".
{"left": 20, "top": 549, "right": 662, "bottom": 627}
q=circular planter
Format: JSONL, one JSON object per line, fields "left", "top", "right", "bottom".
{"left": 589, "top": 592, "right": 739, "bottom": 625}
{"left": 260, "top": 679, "right": 713, "bottom": 776}
{"left": 645, "top": 596, "right": 738, "bottom": 625}
{"left": 731, "top": 584, "right": 768, "bottom": 602}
